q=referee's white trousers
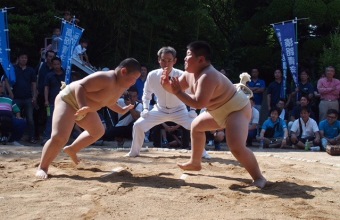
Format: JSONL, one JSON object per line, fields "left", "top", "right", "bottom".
{"left": 128, "top": 107, "right": 192, "bottom": 157}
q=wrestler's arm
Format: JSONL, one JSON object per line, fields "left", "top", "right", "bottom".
{"left": 107, "top": 102, "right": 134, "bottom": 115}
{"left": 173, "top": 75, "right": 214, "bottom": 109}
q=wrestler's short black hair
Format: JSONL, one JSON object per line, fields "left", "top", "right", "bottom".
{"left": 118, "top": 58, "right": 141, "bottom": 73}
{"left": 187, "top": 41, "right": 212, "bottom": 62}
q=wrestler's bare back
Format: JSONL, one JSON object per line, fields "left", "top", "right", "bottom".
{"left": 184, "top": 66, "right": 236, "bottom": 111}
{"left": 67, "top": 70, "right": 128, "bottom": 111}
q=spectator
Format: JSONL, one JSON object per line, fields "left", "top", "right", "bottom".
{"left": 289, "top": 106, "right": 320, "bottom": 149}
{"left": 0, "top": 73, "right": 14, "bottom": 99}
{"left": 12, "top": 52, "right": 37, "bottom": 144}
{"left": 35, "top": 50, "right": 56, "bottom": 140}
{"left": 319, "top": 109, "right": 340, "bottom": 151}
{"left": 289, "top": 96, "right": 316, "bottom": 132}
{"left": 0, "top": 84, "right": 25, "bottom": 146}
{"left": 317, "top": 66, "right": 340, "bottom": 121}
{"left": 276, "top": 98, "right": 289, "bottom": 123}
{"left": 247, "top": 68, "right": 265, "bottom": 112}
{"left": 134, "top": 64, "right": 148, "bottom": 101}
{"left": 290, "top": 70, "right": 314, "bottom": 105}
{"left": 267, "top": 69, "right": 291, "bottom": 110}
{"left": 257, "top": 107, "right": 288, "bottom": 148}
{"left": 159, "top": 122, "right": 190, "bottom": 149}
{"left": 41, "top": 57, "right": 65, "bottom": 145}
{"left": 51, "top": 28, "right": 62, "bottom": 54}
{"left": 102, "top": 86, "right": 142, "bottom": 146}
{"left": 72, "top": 38, "right": 92, "bottom": 67}
{"left": 63, "top": 10, "right": 80, "bottom": 24}
{"left": 247, "top": 98, "right": 259, "bottom": 146}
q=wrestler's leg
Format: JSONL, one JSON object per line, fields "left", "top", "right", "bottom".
{"left": 178, "top": 112, "right": 221, "bottom": 171}
{"left": 63, "top": 112, "right": 105, "bottom": 164}
{"left": 225, "top": 103, "right": 266, "bottom": 188}
{"left": 36, "top": 95, "right": 76, "bottom": 179}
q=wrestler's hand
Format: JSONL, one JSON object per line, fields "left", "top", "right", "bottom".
{"left": 160, "top": 67, "right": 173, "bottom": 93}
{"left": 122, "top": 104, "right": 134, "bottom": 114}
{"left": 141, "top": 109, "right": 149, "bottom": 118}
{"left": 75, "top": 106, "right": 91, "bottom": 117}
{"left": 169, "top": 76, "right": 182, "bottom": 95}
{"left": 188, "top": 109, "right": 197, "bottom": 118}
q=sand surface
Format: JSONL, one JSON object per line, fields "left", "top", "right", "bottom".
{"left": 0, "top": 143, "right": 339, "bottom": 220}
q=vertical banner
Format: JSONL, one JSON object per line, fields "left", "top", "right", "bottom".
{"left": 273, "top": 21, "right": 299, "bottom": 97}
{"left": 58, "top": 20, "right": 83, "bottom": 84}
{"left": 0, "top": 8, "right": 15, "bottom": 85}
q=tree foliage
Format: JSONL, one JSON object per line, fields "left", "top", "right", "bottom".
{"left": 1, "top": 0, "right": 339, "bottom": 81}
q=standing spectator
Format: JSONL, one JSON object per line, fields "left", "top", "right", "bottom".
{"left": 51, "top": 28, "right": 62, "bottom": 54}
{"left": 317, "top": 66, "right": 340, "bottom": 121}
{"left": 289, "top": 106, "right": 321, "bottom": 149}
{"left": 319, "top": 109, "right": 340, "bottom": 151}
{"left": 126, "top": 46, "right": 210, "bottom": 158}
{"left": 35, "top": 50, "right": 56, "bottom": 140}
{"left": 12, "top": 52, "right": 37, "bottom": 144}
{"left": 41, "top": 57, "right": 65, "bottom": 145}
{"left": 267, "top": 69, "right": 291, "bottom": 110}
{"left": 247, "top": 98, "right": 259, "bottom": 146}
{"left": 290, "top": 70, "right": 314, "bottom": 105}
{"left": 247, "top": 68, "right": 265, "bottom": 112}
{"left": 134, "top": 64, "right": 148, "bottom": 101}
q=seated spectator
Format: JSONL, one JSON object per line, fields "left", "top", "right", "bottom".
{"left": 257, "top": 107, "right": 288, "bottom": 148}
{"left": 247, "top": 98, "right": 259, "bottom": 146}
{"left": 288, "top": 96, "right": 315, "bottom": 132}
{"left": 289, "top": 106, "right": 320, "bottom": 149}
{"left": 205, "top": 129, "right": 225, "bottom": 150}
{"left": 0, "top": 84, "right": 25, "bottom": 145}
{"left": 160, "top": 122, "right": 190, "bottom": 149}
{"left": 102, "top": 86, "right": 142, "bottom": 146}
{"left": 319, "top": 109, "right": 340, "bottom": 151}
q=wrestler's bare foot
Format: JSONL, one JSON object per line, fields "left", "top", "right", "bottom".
{"left": 252, "top": 177, "right": 267, "bottom": 189}
{"left": 63, "top": 146, "right": 81, "bottom": 165}
{"left": 177, "top": 161, "right": 202, "bottom": 171}
{"left": 35, "top": 169, "right": 48, "bottom": 179}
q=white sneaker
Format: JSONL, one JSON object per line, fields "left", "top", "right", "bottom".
{"left": 9, "top": 141, "right": 23, "bottom": 146}
{"left": 207, "top": 140, "right": 213, "bottom": 146}
{"left": 202, "top": 150, "right": 211, "bottom": 159}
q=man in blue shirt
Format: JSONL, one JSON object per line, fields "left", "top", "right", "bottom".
{"left": 134, "top": 64, "right": 148, "bottom": 101}
{"left": 247, "top": 68, "right": 265, "bottom": 112}
{"left": 319, "top": 109, "right": 340, "bottom": 151}
{"left": 267, "top": 69, "right": 291, "bottom": 111}
{"left": 12, "top": 52, "right": 37, "bottom": 144}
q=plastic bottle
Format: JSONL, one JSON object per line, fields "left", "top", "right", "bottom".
{"left": 46, "top": 106, "right": 51, "bottom": 117}
{"left": 259, "top": 139, "right": 264, "bottom": 149}
{"left": 304, "top": 139, "right": 310, "bottom": 151}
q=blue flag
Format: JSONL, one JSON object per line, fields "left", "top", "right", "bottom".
{"left": 0, "top": 8, "right": 15, "bottom": 85}
{"left": 273, "top": 21, "right": 299, "bottom": 89}
{"left": 58, "top": 20, "right": 83, "bottom": 84}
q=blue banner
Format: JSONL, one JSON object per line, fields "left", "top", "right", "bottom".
{"left": 58, "top": 20, "right": 83, "bottom": 84}
{"left": 273, "top": 21, "right": 299, "bottom": 89}
{"left": 0, "top": 8, "right": 15, "bottom": 85}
